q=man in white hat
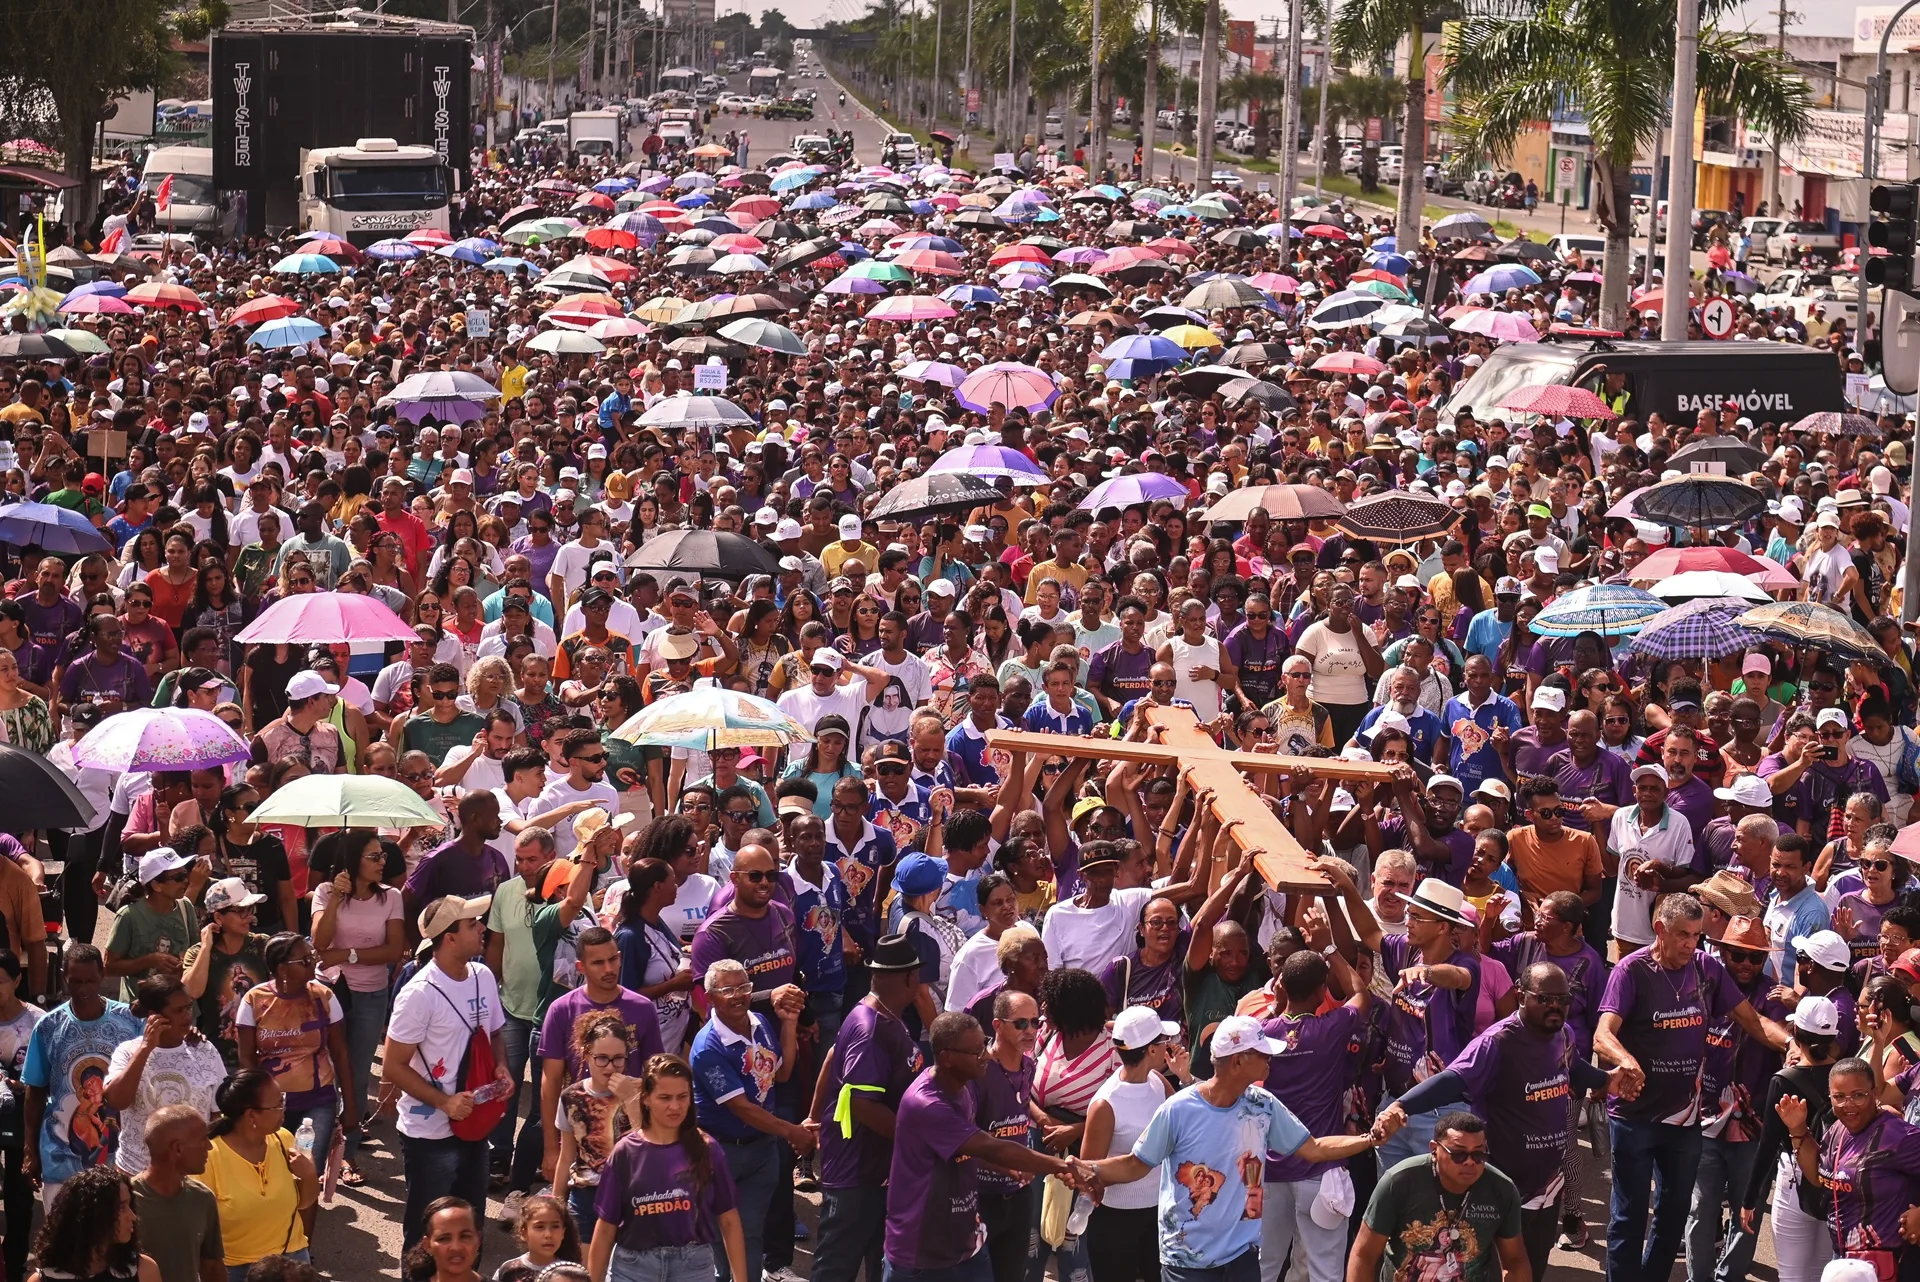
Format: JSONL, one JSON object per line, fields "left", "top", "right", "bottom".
{"left": 822, "top": 513, "right": 878, "bottom": 579}
{"left": 1606, "top": 764, "right": 1697, "bottom": 957}
{"left": 1086, "top": 1015, "right": 1393, "bottom": 1279}
{"left": 383, "top": 894, "right": 510, "bottom": 1255}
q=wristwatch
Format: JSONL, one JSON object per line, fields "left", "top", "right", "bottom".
{"left": 348, "top": 948, "right": 359, "bottom": 965}
{"left": 1321, "top": 945, "right": 1339, "bottom": 958}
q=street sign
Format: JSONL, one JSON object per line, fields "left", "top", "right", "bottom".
{"left": 1555, "top": 153, "right": 1577, "bottom": 195}
{"left": 1365, "top": 117, "right": 1383, "bottom": 141}
{"left": 1700, "top": 296, "right": 1736, "bottom": 339}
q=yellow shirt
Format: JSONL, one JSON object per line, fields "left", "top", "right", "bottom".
{"left": 203, "top": 1130, "right": 308, "bottom": 1265}
{"left": 501, "top": 363, "right": 530, "bottom": 402}
{"left": 821, "top": 540, "right": 879, "bottom": 577}
{"left": 1023, "top": 557, "right": 1091, "bottom": 604}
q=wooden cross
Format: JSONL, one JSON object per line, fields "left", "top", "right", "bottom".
{"left": 986, "top": 704, "right": 1400, "bottom": 892}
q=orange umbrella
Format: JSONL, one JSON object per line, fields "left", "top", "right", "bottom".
{"left": 229, "top": 295, "right": 301, "bottom": 327}
{"left": 126, "top": 281, "right": 204, "bottom": 311}
{"left": 583, "top": 227, "right": 639, "bottom": 250}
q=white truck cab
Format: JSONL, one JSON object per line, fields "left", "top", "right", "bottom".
{"left": 298, "top": 137, "right": 454, "bottom": 246}
{"left": 138, "top": 146, "right": 238, "bottom": 240}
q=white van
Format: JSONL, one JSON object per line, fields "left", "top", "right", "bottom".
{"left": 138, "top": 145, "right": 236, "bottom": 240}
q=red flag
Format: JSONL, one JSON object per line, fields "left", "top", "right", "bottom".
{"left": 154, "top": 175, "right": 173, "bottom": 212}
{"left": 100, "top": 225, "right": 127, "bottom": 254}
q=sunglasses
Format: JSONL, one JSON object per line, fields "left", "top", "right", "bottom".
{"left": 1862, "top": 859, "right": 1896, "bottom": 872}
{"left": 738, "top": 869, "right": 775, "bottom": 883}
{"left": 876, "top": 761, "right": 909, "bottom": 775}
{"left": 1437, "top": 1144, "right": 1489, "bottom": 1165}
{"left": 1720, "top": 947, "right": 1768, "bottom": 966}
{"left": 1000, "top": 1017, "right": 1038, "bottom": 1030}
{"left": 400, "top": 770, "right": 434, "bottom": 783}
{"left": 574, "top": 753, "right": 607, "bottom": 763}
{"left": 430, "top": 689, "right": 460, "bottom": 700}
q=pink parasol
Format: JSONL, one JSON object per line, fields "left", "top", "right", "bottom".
{"left": 73, "top": 707, "right": 250, "bottom": 772}
{"left": 893, "top": 249, "right": 966, "bottom": 277}
{"left": 868, "top": 295, "right": 958, "bottom": 322}
{"left": 1450, "top": 309, "right": 1541, "bottom": 342}
{"left": 1311, "top": 351, "right": 1387, "bottom": 375}
{"left": 954, "top": 362, "right": 1060, "bottom": 413}
{"left": 234, "top": 593, "right": 418, "bottom": 646}
{"left": 1497, "top": 385, "right": 1617, "bottom": 419}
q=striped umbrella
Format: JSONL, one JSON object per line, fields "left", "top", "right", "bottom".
{"left": 1530, "top": 584, "right": 1667, "bottom": 638}
{"left": 1625, "top": 598, "right": 1754, "bottom": 662}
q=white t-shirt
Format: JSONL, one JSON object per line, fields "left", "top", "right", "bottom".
{"left": 534, "top": 776, "right": 621, "bottom": 858}
{"left": 549, "top": 540, "right": 619, "bottom": 601}
{"left": 869, "top": 651, "right": 933, "bottom": 705}
{"left": 775, "top": 681, "right": 870, "bottom": 736}
{"left": 489, "top": 787, "right": 543, "bottom": 864}
{"left": 441, "top": 744, "right": 507, "bottom": 795}
{"left": 945, "top": 928, "right": 1005, "bottom": 1014}
{"left": 1040, "top": 886, "right": 1154, "bottom": 975}
{"left": 387, "top": 960, "right": 505, "bottom": 1141}
{"left": 564, "top": 599, "right": 647, "bottom": 640}
{"left": 107, "top": 1035, "right": 230, "bottom": 1175}
{"left": 600, "top": 872, "right": 719, "bottom": 942}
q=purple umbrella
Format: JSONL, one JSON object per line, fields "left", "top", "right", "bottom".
{"left": 928, "top": 444, "right": 1050, "bottom": 483}
{"left": 1055, "top": 246, "right": 1108, "bottom": 266}
{"left": 396, "top": 398, "right": 488, "bottom": 423}
{"left": 823, "top": 273, "right": 888, "bottom": 295}
{"left": 637, "top": 175, "right": 674, "bottom": 194}
{"left": 1078, "top": 473, "right": 1192, "bottom": 511}
{"left": 899, "top": 360, "right": 968, "bottom": 387}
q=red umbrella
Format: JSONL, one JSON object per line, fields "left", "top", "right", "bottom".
{"left": 728, "top": 195, "right": 783, "bottom": 221}
{"left": 405, "top": 228, "right": 453, "bottom": 247}
{"left": 1311, "top": 351, "right": 1387, "bottom": 375}
{"left": 1497, "top": 385, "right": 1618, "bottom": 419}
{"left": 583, "top": 227, "right": 640, "bottom": 250}
{"left": 894, "top": 249, "right": 966, "bottom": 277}
{"left": 125, "top": 281, "right": 205, "bottom": 311}
{"left": 1302, "top": 225, "right": 1352, "bottom": 240}
{"left": 1094, "top": 246, "right": 1169, "bottom": 275}
{"left": 230, "top": 295, "right": 301, "bottom": 326}
{"left": 711, "top": 234, "right": 768, "bottom": 254}
{"left": 1350, "top": 268, "right": 1407, "bottom": 287}
{"left": 300, "top": 235, "right": 362, "bottom": 262}
{"left": 990, "top": 243, "right": 1051, "bottom": 267}
{"left": 1147, "top": 237, "right": 1199, "bottom": 259}
{"left": 1628, "top": 546, "right": 1798, "bottom": 590}
{"left": 571, "top": 192, "right": 616, "bottom": 212}
{"left": 565, "top": 254, "right": 637, "bottom": 284}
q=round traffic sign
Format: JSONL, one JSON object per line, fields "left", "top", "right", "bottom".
{"left": 1700, "top": 296, "right": 1736, "bottom": 339}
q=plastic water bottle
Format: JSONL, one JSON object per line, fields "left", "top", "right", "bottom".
{"left": 1066, "top": 1193, "right": 1093, "bottom": 1237}
{"left": 294, "top": 1118, "right": 316, "bottom": 1159}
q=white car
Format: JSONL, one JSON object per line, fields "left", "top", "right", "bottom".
{"left": 1044, "top": 112, "right": 1064, "bottom": 141}
{"left": 1209, "top": 170, "right": 1244, "bottom": 190}
{"left": 1546, "top": 233, "right": 1607, "bottom": 262}
{"left": 1229, "top": 128, "right": 1256, "bottom": 152}
{"left": 1766, "top": 219, "right": 1842, "bottom": 264}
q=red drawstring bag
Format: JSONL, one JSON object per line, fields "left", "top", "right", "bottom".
{"left": 423, "top": 981, "right": 511, "bottom": 1142}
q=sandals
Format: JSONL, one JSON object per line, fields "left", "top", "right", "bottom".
{"left": 340, "top": 1161, "right": 367, "bottom": 1188}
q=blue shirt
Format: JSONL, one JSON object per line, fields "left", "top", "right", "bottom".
{"left": 784, "top": 859, "right": 850, "bottom": 995}
{"left": 1356, "top": 704, "right": 1444, "bottom": 764}
{"left": 1132, "top": 1083, "right": 1312, "bottom": 1269}
{"left": 104, "top": 515, "right": 151, "bottom": 551}
{"left": 867, "top": 783, "right": 931, "bottom": 849}
{"left": 689, "top": 1012, "right": 782, "bottom": 1142}
{"left": 1023, "top": 698, "right": 1094, "bottom": 736}
{"left": 482, "top": 587, "right": 556, "bottom": 627}
{"left": 21, "top": 999, "right": 142, "bottom": 1182}
{"left": 1463, "top": 608, "right": 1513, "bottom": 664}
{"left": 945, "top": 716, "right": 1011, "bottom": 787}
{"left": 1439, "top": 692, "right": 1523, "bottom": 789}
{"left": 824, "top": 818, "right": 898, "bottom": 951}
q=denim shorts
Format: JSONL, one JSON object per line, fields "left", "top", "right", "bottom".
{"left": 609, "top": 1242, "right": 714, "bottom": 1282}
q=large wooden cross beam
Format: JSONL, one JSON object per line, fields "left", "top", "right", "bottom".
{"left": 987, "top": 705, "right": 1398, "bottom": 892}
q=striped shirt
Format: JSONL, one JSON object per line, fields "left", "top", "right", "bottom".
{"left": 1033, "top": 1030, "right": 1118, "bottom": 1118}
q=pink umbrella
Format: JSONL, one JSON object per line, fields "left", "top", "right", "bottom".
{"left": 869, "top": 295, "right": 958, "bottom": 322}
{"left": 955, "top": 362, "right": 1059, "bottom": 413}
{"left": 1449, "top": 309, "right": 1541, "bottom": 342}
{"left": 234, "top": 593, "right": 418, "bottom": 646}
{"left": 857, "top": 218, "right": 904, "bottom": 237}
{"left": 711, "top": 234, "right": 768, "bottom": 254}
{"left": 930, "top": 193, "right": 963, "bottom": 211}
{"left": 58, "top": 294, "right": 133, "bottom": 315}
{"left": 1497, "top": 385, "right": 1617, "bottom": 419}
{"left": 1311, "top": 351, "right": 1387, "bottom": 376}
{"left": 892, "top": 249, "right": 966, "bottom": 277}
{"left": 728, "top": 196, "right": 783, "bottom": 221}
{"left": 1249, "top": 272, "right": 1300, "bottom": 294}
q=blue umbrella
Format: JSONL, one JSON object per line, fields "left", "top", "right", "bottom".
{"left": 436, "top": 242, "right": 490, "bottom": 265}
{"left": 941, "top": 284, "right": 1001, "bottom": 305}
{"left": 1102, "top": 333, "right": 1187, "bottom": 363}
{"left": 1365, "top": 252, "right": 1412, "bottom": 275}
{"left": 1370, "top": 236, "right": 1398, "bottom": 251}
{"left": 788, "top": 191, "right": 838, "bottom": 210}
{"left": 365, "top": 238, "right": 426, "bottom": 261}
{"left": 1625, "top": 598, "right": 1753, "bottom": 662}
{"left": 1091, "top": 184, "right": 1126, "bottom": 200}
{"left": 271, "top": 253, "right": 339, "bottom": 275}
{"left": 594, "top": 178, "right": 637, "bottom": 195}
{"left": 453, "top": 236, "right": 501, "bottom": 256}
{"left": 1104, "top": 357, "right": 1181, "bottom": 381}
{"left": 676, "top": 192, "right": 713, "bottom": 208}
{"left": 1079, "top": 473, "right": 1193, "bottom": 511}
{"left": 482, "top": 257, "right": 542, "bottom": 275}
{"left": 0, "top": 502, "right": 111, "bottom": 554}
{"left": 68, "top": 280, "right": 126, "bottom": 299}
{"left": 1530, "top": 584, "right": 1666, "bottom": 638}
{"left": 1464, "top": 264, "right": 1542, "bottom": 294}
{"left": 248, "top": 317, "right": 327, "bottom": 349}
{"left": 1257, "top": 223, "right": 1304, "bottom": 240}
{"left": 893, "top": 235, "right": 964, "bottom": 254}
{"left": 770, "top": 167, "right": 826, "bottom": 193}
{"left": 835, "top": 242, "right": 873, "bottom": 263}
{"left": 907, "top": 199, "right": 935, "bottom": 216}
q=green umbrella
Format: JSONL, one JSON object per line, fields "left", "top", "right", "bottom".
{"left": 47, "top": 328, "right": 109, "bottom": 355}
{"left": 248, "top": 774, "right": 444, "bottom": 828}
{"left": 848, "top": 260, "right": 912, "bottom": 282}
{"left": 1188, "top": 198, "right": 1235, "bottom": 221}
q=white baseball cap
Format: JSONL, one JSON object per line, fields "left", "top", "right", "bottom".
{"left": 1815, "top": 707, "right": 1850, "bottom": 731}
{"left": 1713, "top": 774, "right": 1773, "bottom": 808}
{"left": 286, "top": 671, "right": 339, "bottom": 701}
{"left": 1531, "top": 686, "right": 1567, "bottom": 712}
{"left": 138, "top": 847, "right": 194, "bottom": 885}
{"left": 838, "top": 514, "right": 863, "bottom": 540}
{"left": 1112, "top": 1006, "right": 1182, "bottom": 1049}
{"left": 774, "top": 518, "right": 804, "bottom": 541}
{"left": 1209, "top": 1014, "right": 1286, "bottom": 1061}
{"left": 1792, "top": 931, "right": 1851, "bottom": 975}
{"left": 1787, "top": 994, "right": 1841, "bottom": 1036}
{"left": 1534, "top": 545, "right": 1560, "bottom": 573}
{"left": 1631, "top": 763, "right": 1669, "bottom": 786}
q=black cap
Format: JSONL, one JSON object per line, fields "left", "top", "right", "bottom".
{"left": 580, "top": 587, "right": 613, "bottom": 608}
{"left": 867, "top": 932, "right": 924, "bottom": 974}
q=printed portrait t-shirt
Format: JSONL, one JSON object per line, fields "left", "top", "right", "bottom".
{"left": 1131, "top": 1082, "right": 1311, "bottom": 1269}
{"left": 21, "top": 999, "right": 143, "bottom": 1183}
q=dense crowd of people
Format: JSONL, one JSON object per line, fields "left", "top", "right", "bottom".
{"left": 0, "top": 93, "right": 1917, "bottom": 1282}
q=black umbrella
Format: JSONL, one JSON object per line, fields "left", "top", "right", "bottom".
{"left": 1221, "top": 341, "right": 1292, "bottom": 367}
{"left": 0, "top": 745, "right": 94, "bottom": 833}
{"left": 862, "top": 192, "right": 912, "bottom": 216}
{"left": 1183, "top": 276, "right": 1270, "bottom": 310}
{"left": 1667, "top": 437, "right": 1768, "bottom": 474}
{"left": 1496, "top": 238, "right": 1556, "bottom": 262}
{"left": 1210, "top": 228, "right": 1266, "bottom": 250}
{"left": 752, "top": 219, "right": 814, "bottom": 243}
{"left": 868, "top": 472, "right": 1004, "bottom": 522}
{"left": 1218, "top": 378, "right": 1297, "bottom": 413}
{"left": 1105, "top": 220, "right": 1157, "bottom": 241}
{"left": 0, "top": 333, "right": 77, "bottom": 361}
{"left": 708, "top": 292, "right": 796, "bottom": 320}
{"left": 1630, "top": 474, "right": 1769, "bottom": 528}
{"left": 1020, "top": 234, "right": 1068, "bottom": 253}
{"left": 497, "top": 202, "right": 545, "bottom": 229}
{"left": 664, "top": 334, "right": 742, "bottom": 358}
{"left": 952, "top": 210, "right": 1010, "bottom": 229}
{"left": 769, "top": 237, "right": 843, "bottom": 273}
{"left": 1787, "top": 411, "right": 1880, "bottom": 438}
{"left": 625, "top": 530, "right": 783, "bottom": 580}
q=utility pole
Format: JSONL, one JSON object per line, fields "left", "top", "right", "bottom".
{"left": 585, "top": 2, "right": 598, "bottom": 101}
{"left": 1643, "top": 117, "right": 1663, "bottom": 288}
{"left": 1660, "top": 0, "right": 1698, "bottom": 341}
{"left": 1088, "top": 0, "right": 1103, "bottom": 178}
{"left": 1763, "top": 0, "right": 1790, "bottom": 214}
{"left": 1312, "top": 0, "right": 1332, "bottom": 201}
{"left": 547, "top": 0, "right": 561, "bottom": 115}
{"left": 1277, "top": 0, "right": 1304, "bottom": 221}
{"left": 1195, "top": 0, "right": 1220, "bottom": 192}
{"left": 1171, "top": 30, "right": 1185, "bottom": 182}
{"left": 1006, "top": 0, "right": 1018, "bottom": 152}
{"left": 931, "top": 0, "right": 943, "bottom": 128}
{"left": 485, "top": 0, "right": 496, "bottom": 148}
{"left": 1140, "top": 0, "right": 1159, "bottom": 183}
{"left": 961, "top": 0, "right": 975, "bottom": 136}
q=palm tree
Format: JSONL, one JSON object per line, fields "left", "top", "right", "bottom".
{"left": 1194, "top": 0, "right": 1222, "bottom": 189}
{"left": 1330, "top": 0, "right": 1431, "bottom": 240}
{"left": 1222, "top": 70, "right": 1289, "bottom": 158}
{"left": 1445, "top": 0, "right": 1810, "bottom": 328}
{"left": 1311, "top": 72, "right": 1401, "bottom": 190}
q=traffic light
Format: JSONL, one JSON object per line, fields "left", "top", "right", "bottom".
{"left": 1868, "top": 182, "right": 1919, "bottom": 292}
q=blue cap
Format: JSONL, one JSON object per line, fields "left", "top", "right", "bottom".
{"left": 892, "top": 852, "right": 949, "bottom": 897}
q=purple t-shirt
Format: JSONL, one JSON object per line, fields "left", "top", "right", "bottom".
{"left": 1490, "top": 935, "right": 1605, "bottom": 1058}
{"left": 1599, "top": 947, "right": 1748, "bottom": 1124}
{"left": 1509, "top": 727, "right": 1569, "bottom": 779}
{"left": 1087, "top": 640, "right": 1154, "bottom": 705}
{"left": 885, "top": 1070, "right": 988, "bottom": 1272}
{"left": 972, "top": 1055, "right": 1034, "bottom": 1196}
{"left": 593, "top": 1132, "right": 739, "bottom": 1251}
{"left": 1261, "top": 1004, "right": 1362, "bottom": 1182}
{"left": 1820, "top": 1113, "right": 1920, "bottom": 1251}
{"left": 1377, "top": 817, "right": 1473, "bottom": 887}
{"left": 1546, "top": 747, "right": 1634, "bottom": 834}
{"left": 19, "top": 594, "right": 82, "bottom": 686}
{"left": 1448, "top": 1013, "right": 1576, "bottom": 1204}
{"left": 821, "top": 998, "right": 925, "bottom": 1189}
{"left": 1664, "top": 775, "right": 1718, "bottom": 858}
{"left": 1099, "top": 945, "right": 1186, "bottom": 1027}
{"left": 1791, "top": 759, "right": 1890, "bottom": 834}
{"left": 537, "top": 986, "right": 665, "bottom": 1080}
{"left": 1378, "top": 935, "right": 1481, "bottom": 1098}
{"left": 1698, "top": 974, "right": 1787, "bottom": 1143}
{"left": 688, "top": 902, "right": 797, "bottom": 997}
{"left": 404, "top": 840, "right": 511, "bottom": 905}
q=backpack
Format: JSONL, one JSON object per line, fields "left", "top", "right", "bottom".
{"left": 423, "top": 975, "right": 511, "bottom": 1141}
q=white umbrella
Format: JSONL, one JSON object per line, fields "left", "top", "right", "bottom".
{"left": 1648, "top": 571, "right": 1773, "bottom": 603}
{"left": 526, "top": 330, "right": 606, "bottom": 355}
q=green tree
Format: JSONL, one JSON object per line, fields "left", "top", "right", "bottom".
{"left": 1221, "top": 70, "right": 1288, "bottom": 159}
{"left": 1311, "top": 72, "right": 1401, "bottom": 190}
{"left": 0, "top": 0, "right": 227, "bottom": 234}
{"left": 1445, "top": 0, "right": 1810, "bottom": 327}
